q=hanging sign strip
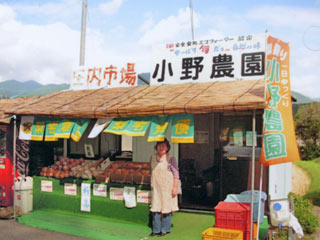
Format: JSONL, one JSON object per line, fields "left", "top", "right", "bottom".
{"left": 45, "top": 119, "right": 60, "bottom": 141}
{"left": 54, "top": 119, "right": 76, "bottom": 139}
{"left": 260, "top": 36, "right": 300, "bottom": 166}
{"left": 71, "top": 119, "right": 91, "bottom": 142}
{"left": 19, "top": 116, "right": 34, "bottom": 140}
{"left": 31, "top": 117, "right": 46, "bottom": 141}
{"left": 103, "top": 118, "right": 130, "bottom": 135}
{"left": 147, "top": 116, "right": 170, "bottom": 142}
{"left": 171, "top": 114, "right": 194, "bottom": 143}
{"left": 124, "top": 117, "right": 151, "bottom": 136}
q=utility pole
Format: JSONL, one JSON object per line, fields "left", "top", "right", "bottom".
{"left": 79, "top": 0, "right": 87, "bottom": 66}
{"left": 189, "top": 0, "right": 194, "bottom": 41}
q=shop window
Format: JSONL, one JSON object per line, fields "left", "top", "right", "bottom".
{"left": 220, "top": 114, "right": 262, "bottom": 160}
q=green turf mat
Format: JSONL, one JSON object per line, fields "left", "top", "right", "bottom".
{"left": 18, "top": 209, "right": 150, "bottom": 240}
{"left": 17, "top": 209, "right": 268, "bottom": 240}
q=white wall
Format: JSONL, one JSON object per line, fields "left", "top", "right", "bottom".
{"left": 268, "top": 162, "right": 292, "bottom": 200}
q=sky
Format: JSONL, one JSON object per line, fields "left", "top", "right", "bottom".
{"left": 0, "top": 0, "right": 319, "bottom": 98}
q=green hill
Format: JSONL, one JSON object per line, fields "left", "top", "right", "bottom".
{"left": 0, "top": 80, "right": 69, "bottom": 98}
{"left": 20, "top": 83, "right": 69, "bottom": 97}
{"left": 292, "top": 90, "right": 314, "bottom": 104}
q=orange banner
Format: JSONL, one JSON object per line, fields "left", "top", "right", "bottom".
{"left": 260, "top": 36, "right": 300, "bottom": 166}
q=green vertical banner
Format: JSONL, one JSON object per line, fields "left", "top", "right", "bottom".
{"left": 31, "top": 117, "right": 46, "bottom": 141}
{"left": 103, "top": 118, "right": 130, "bottom": 135}
{"left": 54, "top": 119, "right": 76, "bottom": 139}
{"left": 171, "top": 114, "right": 194, "bottom": 143}
{"left": 124, "top": 117, "right": 151, "bottom": 136}
{"left": 147, "top": 116, "right": 170, "bottom": 142}
{"left": 45, "top": 119, "right": 60, "bottom": 141}
{"left": 71, "top": 119, "right": 91, "bottom": 142}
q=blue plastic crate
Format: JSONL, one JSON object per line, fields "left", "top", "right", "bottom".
{"left": 224, "top": 190, "right": 267, "bottom": 223}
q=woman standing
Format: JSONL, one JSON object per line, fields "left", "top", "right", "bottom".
{"left": 149, "top": 138, "right": 179, "bottom": 237}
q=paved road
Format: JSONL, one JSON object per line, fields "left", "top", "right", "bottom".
{"left": 0, "top": 219, "right": 90, "bottom": 240}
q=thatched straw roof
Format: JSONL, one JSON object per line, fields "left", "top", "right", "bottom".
{"left": 6, "top": 80, "right": 265, "bottom": 119}
{"left": 0, "top": 97, "right": 39, "bottom": 123}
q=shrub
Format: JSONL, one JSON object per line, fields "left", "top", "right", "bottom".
{"left": 299, "top": 144, "right": 320, "bottom": 161}
{"left": 290, "top": 193, "right": 319, "bottom": 234}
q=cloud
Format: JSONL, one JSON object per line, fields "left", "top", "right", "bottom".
{"left": 139, "top": 7, "right": 199, "bottom": 46}
{"left": 0, "top": 4, "right": 15, "bottom": 22}
{"left": 247, "top": 6, "right": 320, "bottom": 28}
{"left": 99, "top": 0, "right": 124, "bottom": 16}
{"left": 0, "top": 4, "right": 82, "bottom": 84}
{"left": 139, "top": 13, "right": 154, "bottom": 33}
{"left": 11, "top": 0, "right": 81, "bottom": 25}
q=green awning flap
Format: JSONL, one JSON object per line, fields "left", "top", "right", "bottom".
{"left": 19, "top": 116, "right": 91, "bottom": 142}
{"left": 104, "top": 114, "right": 194, "bottom": 143}
{"left": 19, "top": 114, "right": 194, "bottom": 143}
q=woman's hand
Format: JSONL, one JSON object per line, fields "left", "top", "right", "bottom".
{"left": 172, "top": 187, "right": 178, "bottom": 197}
{"left": 172, "top": 178, "right": 179, "bottom": 197}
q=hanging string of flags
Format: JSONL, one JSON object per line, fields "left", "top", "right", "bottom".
{"left": 18, "top": 114, "right": 195, "bottom": 143}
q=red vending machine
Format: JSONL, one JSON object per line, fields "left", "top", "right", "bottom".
{"left": 0, "top": 124, "right": 19, "bottom": 207}
{"left": 0, "top": 156, "right": 14, "bottom": 207}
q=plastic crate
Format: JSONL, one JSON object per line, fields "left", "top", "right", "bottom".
{"left": 243, "top": 223, "right": 257, "bottom": 240}
{"left": 224, "top": 193, "right": 266, "bottom": 224}
{"left": 202, "top": 227, "right": 243, "bottom": 240}
{"left": 214, "top": 202, "right": 251, "bottom": 231}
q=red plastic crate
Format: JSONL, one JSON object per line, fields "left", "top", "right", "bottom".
{"left": 214, "top": 202, "right": 251, "bottom": 232}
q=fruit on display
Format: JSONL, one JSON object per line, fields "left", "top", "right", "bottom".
{"left": 40, "top": 157, "right": 111, "bottom": 180}
{"left": 97, "top": 161, "right": 151, "bottom": 184}
{"left": 40, "top": 157, "right": 151, "bottom": 184}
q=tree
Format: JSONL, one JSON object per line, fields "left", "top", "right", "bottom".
{"left": 295, "top": 102, "right": 320, "bottom": 160}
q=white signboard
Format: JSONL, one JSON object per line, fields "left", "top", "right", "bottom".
{"left": 123, "top": 186, "right": 136, "bottom": 208}
{"left": 81, "top": 183, "right": 91, "bottom": 212}
{"left": 71, "top": 63, "right": 138, "bottom": 90}
{"left": 41, "top": 180, "right": 53, "bottom": 192}
{"left": 93, "top": 184, "right": 107, "bottom": 197}
{"left": 109, "top": 187, "right": 124, "bottom": 201}
{"left": 64, "top": 183, "right": 77, "bottom": 196}
{"left": 19, "top": 116, "right": 34, "bottom": 140}
{"left": 151, "top": 34, "right": 267, "bottom": 85}
{"left": 137, "top": 190, "right": 151, "bottom": 204}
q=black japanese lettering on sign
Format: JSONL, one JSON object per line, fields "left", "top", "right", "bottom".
{"left": 180, "top": 57, "right": 204, "bottom": 80}
{"left": 241, "top": 52, "right": 265, "bottom": 76}
{"left": 152, "top": 59, "right": 173, "bottom": 82}
{"left": 210, "top": 54, "right": 234, "bottom": 78}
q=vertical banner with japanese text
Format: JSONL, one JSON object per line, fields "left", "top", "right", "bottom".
{"left": 260, "top": 36, "right": 300, "bottom": 166}
{"left": 71, "top": 119, "right": 91, "bottom": 142}
{"left": 147, "top": 116, "right": 170, "bottom": 142}
{"left": 171, "top": 114, "right": 194, "bottom": 143}
{"left": 45, "top": 119, "right": 60, "bottom": 141}
{"left": 31, "top": 118, "right": 46, "bottom": 141}
{"left": 54, "top": 119, "right": 76, "bottom": 139}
